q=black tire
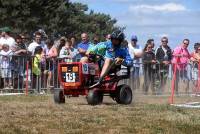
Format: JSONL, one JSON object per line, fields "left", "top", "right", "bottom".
{"left": 86, "top": 90, "right": 103, "bottom": 105}
{"left": 115, "top": 84, "right": 132, "bottom": 104}
{"left": 54, "top": 89, "right": 65, "bottom": 104}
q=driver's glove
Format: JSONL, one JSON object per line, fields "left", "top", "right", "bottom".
{"left": 114, "top": 57, "right": 124, "bottom": 65}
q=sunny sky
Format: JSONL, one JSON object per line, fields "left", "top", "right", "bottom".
{"left": 72, "top": 0, "right": 200, "bottom": 50}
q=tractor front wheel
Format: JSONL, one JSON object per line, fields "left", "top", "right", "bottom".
{"left": 115, "top": 85, "right": 132, "bottom": 104}
{"left": 86, "top": 90, "right": 103, "bottom": 105}
{"left": 54, "top": 89, "right": 65, "bottom": 104}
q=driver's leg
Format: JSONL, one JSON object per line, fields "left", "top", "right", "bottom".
{"left": 80, "top": 56, "right": 88, "bottom": 63}
{"left": 100, "top": 58, "right": 112, "bottom": 78}
{"left": 89, "top": 58, "right": 112, "bottom": 88}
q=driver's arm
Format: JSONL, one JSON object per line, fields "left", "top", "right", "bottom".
{"left": 121, "top": 48, "right": 133, "bottom": 67}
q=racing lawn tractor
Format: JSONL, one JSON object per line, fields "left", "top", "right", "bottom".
{"left": 53, "top": 56, "right": 133, "bottom": 105}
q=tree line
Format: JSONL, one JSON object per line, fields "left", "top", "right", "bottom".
{"left": 0, "top": 0, "right": 118, "bottom": 40}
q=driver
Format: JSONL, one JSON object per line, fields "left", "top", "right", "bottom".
{"left": 80, "top": 30, "right": 133, "bottom": 85}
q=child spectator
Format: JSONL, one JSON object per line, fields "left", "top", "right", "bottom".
{"left": 32, "top": 46, "right": 44, "bottom": 92}
{"left": 0, "top": 44, "right": 13, "bottom": 89}
{"left": 142, "top": 43, "right": 156, "bottom": 95}
{"left": 59, "top": 40, "right": 78, "bottom": 62}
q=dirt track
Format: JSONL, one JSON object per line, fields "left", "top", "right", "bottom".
{"left": 0, "top": 94, "right": 200, "bottom": 134}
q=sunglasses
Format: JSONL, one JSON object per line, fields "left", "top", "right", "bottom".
{"left": 131, "top": 39, "right": 137, "bottom": 42}
{"left": 147, "top": 46, "right": 153, "bottom": 48}
{"left": 183, "top": 42, "right": 189, "bottom": 45}
{"left": 162, "top": 40, "right": 168, "bottom": 43}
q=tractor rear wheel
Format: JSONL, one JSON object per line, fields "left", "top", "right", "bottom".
{"left": 54, "top": 89, "right": 65, "bottom": 104}
{"left": 115, "top": 85, "right": 132, "bottom": 104}
{"left": 86, "top": 90, "right": 103, "bottom": 105}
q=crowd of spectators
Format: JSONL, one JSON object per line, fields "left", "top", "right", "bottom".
{"left": 0, "top": 27, "right": 200, "bottom": 95}
{"left": 127, "top": 35, "right": 200, "bottom": 95}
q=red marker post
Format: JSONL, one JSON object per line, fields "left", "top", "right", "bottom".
{"left": 25, "top": 61, "right": 29, "bottom": 96}
{"left": 198, "top": 60, "right": 200, "bottom": 93}
{"left": 169, "top": 64, "right": 177, "bottom": 104}
{"left": 169, "top": 57, "right": 179, "bottom": 104}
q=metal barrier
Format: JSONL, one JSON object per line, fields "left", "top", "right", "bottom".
{"left": 122, "top": 62, "right": 200, "bottom": 96}
{"left": 0, "top": 55, "right": 32, "bottom": 93}
{"left": 0, "top": 55, "right": 199, "bottom": 96}
{"left": 0, "top": 54, "right": 81, "bottom": 93}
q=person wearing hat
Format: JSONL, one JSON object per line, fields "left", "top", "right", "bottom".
{"left": 0, "top": 27, "right": 15, "bottom": 50}
{"left": 128, "top": 34, "right": 143, "bottom": 90}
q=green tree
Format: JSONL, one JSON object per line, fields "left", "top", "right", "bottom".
{"left": 0, "top": 0, "right": 118, "bottom": 40}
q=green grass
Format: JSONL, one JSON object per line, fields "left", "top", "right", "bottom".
{"left": 0, "top": 95, "right": 200, "bottom": 134}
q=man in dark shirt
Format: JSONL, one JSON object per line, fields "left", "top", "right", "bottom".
{"left": 14, "top": 35, "right": 28, "bottom": 55}
{"left": 12, "top": 35, "right": 29, "bottom": 89}
{"left": 155, "top": 37, "right": 172, "bottom": 94}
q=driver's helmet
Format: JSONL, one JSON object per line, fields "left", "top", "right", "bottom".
{"left": 111, "top": 30, "right": 125, "bottom": 43}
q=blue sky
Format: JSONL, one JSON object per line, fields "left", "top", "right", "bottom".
{"left": 72, "top": 0, "right": 200, "bottom": 51}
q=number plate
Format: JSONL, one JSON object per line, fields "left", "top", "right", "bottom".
{"left": 65, "top": 73, "right": 76, "bottom": 82}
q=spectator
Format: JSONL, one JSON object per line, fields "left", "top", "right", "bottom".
{"left": 51, "top": 37, "right": 66, "bottom": 87}
{"left": 38, "top": 29, "right": 48, "bottom": 41}
{"left": 191, "top": 43, "right": 200, "bottom": 58}
{"left": 172, "top": 39, "right": 191, "bottom": 94}
{"left": 32, "top": 46, "right": 44, "bottom": 92}
{"left": 93, "top": 35, "right": 99, "bottom": 45}
{"left": 147, "top": 38, "right": 159, "bottom": 91}
{"left": 45, "top": 39, "right": 58, "bottom": 58}
{"left": 14, "top": 35, "right": 28, "bottom": 55}
{"left": 105, "top": 34, "right": 111, "bottom": 41}
{"left": 0, "top": 27, "right": 15, "bottom": 50}
{"left": 122, "top": 40, "right": 128, "bottom": 48}
{"left": 59, "top": 39, "right": 78, "bottom": 62}
{"left": 44, "top": 39, "right": 58, "bottom": 90}
{"left": 70, "top": 36, "right": 77, "bottom": 48}
{"left": 155, "top": 37, "right": 172, "bottom": 94}
{"left": 0, "top": 44, "right": 13, "bottom": 89}
{"left": 28, "top": 31, "right": 46, "bottom": 55}
{"left": 128, "top": 35, "right": 142, "bottom": 90}
{"left": 56, "top": 37, "right": 66, "bottom": 55}
{"left": 20, "top": 33, "right": 29, "bottom": 48}
{"left": 142, "top": 43, "right": 156, "bottom": 95}
{"left": 190, "top": 43, "right": 200, "bottom": 93}
{"left": 77, "top": 33, "right": 93, "bottom": 57}
{"left": 12, "top": 35, "right": 29, "bottom": 89}
{"left": 147, "top": 39, "right": 155, "bottom": 52}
